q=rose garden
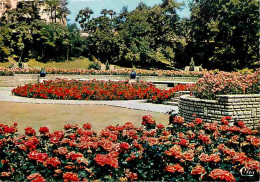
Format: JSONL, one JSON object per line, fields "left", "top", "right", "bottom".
{"left": 0, "top": 0, "right": 259, "bottom": 181}
{"left": 0, "top": 68, "right": 259, "bottom": 182}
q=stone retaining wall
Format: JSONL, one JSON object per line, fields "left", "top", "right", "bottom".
{"left": 179, "top": 94, "right": 260, "bottom": 128}
{"left": 0, "top": 74, "right": 198, "bottom": 87}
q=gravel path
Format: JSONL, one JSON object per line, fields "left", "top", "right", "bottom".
{"left": 0, "top": 87, "right": 178, "bottom": 114}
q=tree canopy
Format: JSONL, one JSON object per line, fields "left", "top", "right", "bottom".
{"left": 0, "top": 0, "right": 259, "bottom": 70}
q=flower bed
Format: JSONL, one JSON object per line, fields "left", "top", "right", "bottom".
{"left": 192, "top": 70, "right": 260, "bottom": 100}
{"left": 12, "top": 79, "right": 188, "bottom": 103}
{"left": 0, "top": 67, "right": 204, "bottom": 77}
{"left": 0, "top": 68, "right": 14, "bottom": 76}
{"left": 0, "top": 115, "right": 259, "bottom": 181}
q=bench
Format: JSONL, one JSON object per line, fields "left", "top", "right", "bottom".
{"left": 152, "top": 81, "right": 195, "bottom": 87}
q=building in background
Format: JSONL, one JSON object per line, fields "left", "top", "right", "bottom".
{"left": 0, "top": 0, "right": 67, "bottom": 24}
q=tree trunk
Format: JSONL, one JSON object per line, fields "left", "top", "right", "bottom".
{"left": 54, "top": 7, "right": 57, "bottom": 23}
{"left": 66, "top": 48, "right": 69, "bottom": 61}
{"left": 51, "top": 6, "right": 53, "bottom": 23}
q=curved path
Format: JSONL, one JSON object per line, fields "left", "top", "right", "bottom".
{"left": 0, "top": 87, "right": 178, "bottom": 114}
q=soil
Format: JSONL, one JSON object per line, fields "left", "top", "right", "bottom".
{"left": 0, "top": 101, "right": 169, "bottom": 133}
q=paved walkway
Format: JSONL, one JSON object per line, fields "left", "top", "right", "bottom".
{"left": 0, "top": 87, "right": 178, "bottom": 114}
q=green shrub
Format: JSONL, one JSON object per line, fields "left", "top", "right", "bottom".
{"left": 88, "top": 61, "right": 101, "bottom": 70}
{"left": 105, "top": 61, "right": 110, "bottom": 70}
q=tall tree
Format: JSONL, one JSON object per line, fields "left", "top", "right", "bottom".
{"left": 189, "top": 0, "right": 259, "bottom": 70}
{"left": 75, "top": 7, "right": 93, "bottom": 31}
{"left": 57, "top": 0, "right": 70, "bottom": 24}
{"left": 44, "top": 0, "right": 61, "bottom": 23}
{"left": 100, "top": 9, "right": 108, "bottom": 17}
{"left": 108, "top": 9, "right": 116, "bottom": 19}
{"left": 1, "top": 1, "right": 41, "bottom": 24}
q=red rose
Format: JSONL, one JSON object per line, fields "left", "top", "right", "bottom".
{"left": 39, "top": 127, "right": 49, "bottom": 134}
{"left": 63, "top": 172, "right": 79, "bottom": 182}
{"left": 232, "top": 152, "right": 247, "bottom": 163}
{"left": 251, "top": 137, "right": 260, "bottom": 147}
{"left": 108, "top": 134, "right": 117, "bottom": 141}
{"left": 165, "top": 164, "right": 184, "bottom": 173}
{"left": 179, "top": 139, "right": 189, "bottom": 146}
{"left": 237, "top": 120, "right": 245, "bottom": 127}
{"left": 56, "top": 147, "right": 68, "bottom": 155}
{"left": 28, "top": 151, "right": 48, "bottom": 163}
{"left": 221, "top": 117, "right": 229, "bottom": 125}
{"left": 182, "top": 150, "right": 194, "bottom": 161}
{"left": 244, "top": 158, "right": 260, "bottom": 172}
{"left": 174, "top": 116, "right": 184, "bottom": 124}
{"left": 142, "top": 115, "right": 155, "bottom": 125}
{"left": 191, "top": 164, "right": 206, "bottom": 175}
{"left": 101, "top": 130, "right": 111, "bottom": 137}
{"left": 66, "top": 151, "right": 83, "bottom": 160}
{"left": 193, "top": 118, "right": 203, "bottom": 125}
{"left": 83, "top": 123, "right": 92, "bottom": 130}
{"left": 157, "top": 123, "right": 165, "bottom": 129}
{"left": 95, "top": 154, "right": 108, "bottom": 166}
{"left": 209, "top": 169, "right": 235, "bottom": 182}
{"left": 64, "top": 124, "right": 78, "bottom": 130}
{"left": 148, "top": 137, "right": 158, "bottom": 146}
{"left": 27, "top": 173, "right": 42, "bottom": 180}
{"left": 25, "top": 127, "right": 36, "bottom": 135}
{"left": 240, "top": 127, "right": 252, "bottom": 135}
{"left": 27, "top": 173, "right": 46, "bottom": 182}
{"left": 102, "top": 141, "right": 114, "bottom": 151}
{"left": 165, "top": 165, "right": 176, "bottom": 173}
{"left": 126, "top": 172, "right": 138, "bottom": 180}
{"left": 120, "top": 142, "right": 130, "bottom": 150}
{"left": 107, "top": 156, "right": 118, "bottom": 168}
{"left": 46, "top": 157, "right": 61, "bottom": 168}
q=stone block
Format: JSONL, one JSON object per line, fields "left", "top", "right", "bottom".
{"left": 203, "top": 107, "right": 208, "bottom": 115}
{"left": 251, "top": 108, "right": 257, "bottom": 117}
{"left": 244, "top": 111, "right": 251, "bottom": 115}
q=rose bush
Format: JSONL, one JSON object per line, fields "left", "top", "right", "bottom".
{"left": 0, "top": 68, "right": 14, "bottom": 76}
{"left": 0, "top": 115, "right": 259, "bottom": 181}
{"left": 12, "top": 79, "right": 188, "bottom": 103}
{"left": 192, "top": 70, "right": 260, "bottom": 100}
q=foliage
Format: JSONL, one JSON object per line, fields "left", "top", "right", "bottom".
{"left": 75, "top": 0, "right": 185, "bottom": 68}
{"left": 75, "top": 7, "right": 94, "bottom": 30}
{"left": 11, "top": 79, "right": 187, "bottom": 103}
{"left": 188, "top": 0, "right": 259, "bottom": 70}
{"left": 0, "top": 20, "right": 86, "bottom": 62}
{"left": 87, "top": 61, "right": 101, "bottom": 70}
{"left": 44, "top": 0, "right": 70, "bottom": 24}
{"left": 105, "top": 61, "right": 110, "bottom": 70}
{"left": 0, "top": 1, "right": 41, "bottom": 25}
{"left": 192, "top": 70, "right": 260, "bottom": 100}
{"left": 0, "top": 115, "right": 259, "bottom": 181}
{"left": 0, "top": 0, "right": 259, "bottom": 70}
{"left": 189, "top": 57, "right": 195, "bottom": 71}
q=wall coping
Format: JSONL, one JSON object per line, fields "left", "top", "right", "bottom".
{"left": 180, "top": 94, "right": 260, "bottom": 103}
{"left": 180, "top": 95, "right": 218, "bottom": 103}
{"left": 217, "top": 94, "right": 260, "bottom": 98}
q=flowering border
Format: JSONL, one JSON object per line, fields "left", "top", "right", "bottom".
{"left": 0, "top": 115, "right": 259, "bottom": 181}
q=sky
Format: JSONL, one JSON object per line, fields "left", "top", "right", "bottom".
{"left": 67, "top": 0, "right": 190, "bottom": 24}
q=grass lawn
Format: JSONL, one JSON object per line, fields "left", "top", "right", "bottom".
{"left": 0, "top": 57, "right": 91, "bottom": 69}
{"left": 0, "top": 101, "right": 168, "bottom": 133}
